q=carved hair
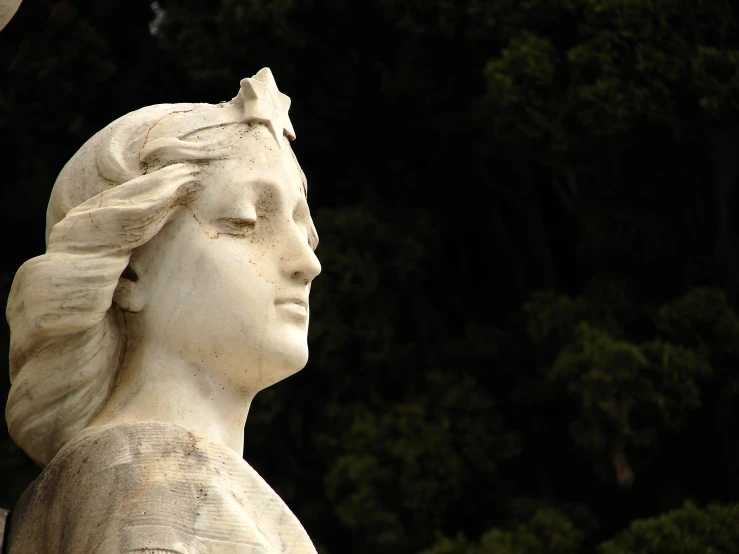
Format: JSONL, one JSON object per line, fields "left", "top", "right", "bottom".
{"left": 6, "top": 69, "right": 296, "bottom": 466}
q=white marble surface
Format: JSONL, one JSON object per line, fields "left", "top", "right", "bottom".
{"left": 0, "top": 0, "right": 21, "bottom": 32}
{"left": 8, "top": 422, "right": 318, "bottom": 553}
{"left": 5, "top": 68, "right": 320, "bottom": 553}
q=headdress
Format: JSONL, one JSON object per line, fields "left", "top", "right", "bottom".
{"left": 142, "top": 67, "right": 295, "bottom": 165}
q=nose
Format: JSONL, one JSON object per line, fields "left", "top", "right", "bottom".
{"left": 282, "top": 226, "right": 321, "bottom": 285}
{"left": 299, "top": 247, "right": 322, "bottom": 284}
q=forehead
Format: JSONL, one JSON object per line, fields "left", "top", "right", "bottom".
{"left": 196, "top": 125, "right": 308, "bottom": 210}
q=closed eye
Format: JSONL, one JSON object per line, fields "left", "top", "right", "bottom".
{"left": 216, "top": 217, "right": 256, "bottom": 235}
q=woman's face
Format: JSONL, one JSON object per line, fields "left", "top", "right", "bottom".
{"left": 129, "top": 124, "right": 321, "bottom": 393}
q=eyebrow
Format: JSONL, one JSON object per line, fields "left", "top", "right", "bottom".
{"left": 246, "top": 178, "right": 283, "bottom": 195}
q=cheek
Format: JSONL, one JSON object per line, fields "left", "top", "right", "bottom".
{"left": 188, "top": 237, "right": 276, "bottom": 318}
{"left": 142, "top": 213, "right": 284, "bottom": 330}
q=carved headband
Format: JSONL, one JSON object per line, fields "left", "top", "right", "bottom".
{"left": 142, "top": 67, "right": 296, "bottom": 161}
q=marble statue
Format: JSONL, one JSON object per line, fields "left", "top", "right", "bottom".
{"left": 0, "top": 0, "right": 22, "bottom": 32}
{"left": 3, "top": 68, "right": 321, "bottom": 554}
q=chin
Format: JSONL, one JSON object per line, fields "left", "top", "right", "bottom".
{"left": 256, "top": 344, "right": 309, "bottom": 390}
{"left": 280, "top": 345, "right": 310, "bottom": 376}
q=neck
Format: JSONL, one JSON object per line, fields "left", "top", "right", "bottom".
{"left": 88, "top": 337, "right": 253, "bottom": 455}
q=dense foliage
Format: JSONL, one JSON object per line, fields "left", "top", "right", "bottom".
{"left": 1, "top": 1, "right": 738, "bottom": 553}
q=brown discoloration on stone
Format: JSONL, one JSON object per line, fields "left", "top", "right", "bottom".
{"left": 5, "top": 422, "right": 316, "bottom": 553}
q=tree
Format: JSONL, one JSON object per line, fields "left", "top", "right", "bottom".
{"left": 1, "top": 1, "right": 738, "bottom": 553}
{"left": 599, "top": 502, "right": 739, "bottom": 554}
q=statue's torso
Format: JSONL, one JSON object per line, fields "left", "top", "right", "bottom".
{"left": 5, "top": 421, "right": 317, "bottom": 554}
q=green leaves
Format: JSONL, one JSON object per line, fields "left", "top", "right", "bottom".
{"left": 479, "top": 509, "right": 585, "bottom": 554}
{"left": 599, "top": 502, "right": 739, "bottom": 554}
{"left": 421, "top": 508, "right": 584, "bottom": 554}
{"left": 523, "top": 290, "right": 588, "bottom": 344}
{"left": 481, "top": 0, "right": 739, "bottom": 155}
{"left": 691, "top": 46, "right": 739, "bottom": 118}
{"left": 320, "top": 372, "right": 519, "bottom": 553}
{"left": 2, "top": 1, "right": 739, "bottom": 553}
{"left": 484, "top": 31, "right": 561, "bottom": 147}
{"left": 425, "top": 502, "right": 739, "bottom": 554}
{"left": 551, "top": 323, "right": 712, "bottom": 463}
{"left": 656, "top": 287, "right": 739, "bottom": 358}
{"left": 522, "top": 282, "right": 721, "bottom": 488}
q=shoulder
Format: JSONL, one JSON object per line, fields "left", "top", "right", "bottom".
{"left": 7, "top": 422, "right": 317, "bottom": 554}
{"left": 6, "top": 422, "right": 210, "bottom": 554}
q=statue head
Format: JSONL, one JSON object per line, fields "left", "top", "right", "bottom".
{"left": 5, "top": 68, "right": 320, "bottom": 466}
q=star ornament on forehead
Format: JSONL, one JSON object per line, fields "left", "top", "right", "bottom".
{"left": 140, "top": 68, "right": 305, "bottom": 193}
{"left": 239, "top": 68, "right": 307, "bottom": 197}
{"left": 235, "top": 67, "right": 296, "bottom": 146}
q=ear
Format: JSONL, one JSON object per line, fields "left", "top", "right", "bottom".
{"left": 113, "top": 262, "right": 147, "bottom": 313}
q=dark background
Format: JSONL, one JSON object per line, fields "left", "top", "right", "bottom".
{"left": 1, "top": 1, "right": 739, "bottom": 552}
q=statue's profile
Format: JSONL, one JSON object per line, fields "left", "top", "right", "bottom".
{"left": 4, "top": 68, "right": 321, "bottom": 554}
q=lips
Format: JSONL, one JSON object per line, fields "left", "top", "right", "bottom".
{"left": 275, "top": 297, "right": 308, "bottom": 309}
{"left": 275, "top": 297, "right": 309, "bottom": 321}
